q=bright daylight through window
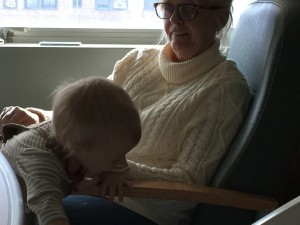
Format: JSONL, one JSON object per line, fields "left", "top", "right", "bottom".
{"left": 1, "top": 0, "right": 255, "bottom": 28}
{"left": 0, "top": 0, "right": 255, "bottom": 44}
{"left": 1, "top": 0, "right": 161, "bottom": 29}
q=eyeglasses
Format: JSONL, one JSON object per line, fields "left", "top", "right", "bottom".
{"left": 154, "top": 3, "right": 225, "bottom": 21}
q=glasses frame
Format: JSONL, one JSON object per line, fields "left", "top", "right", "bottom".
{"left": 153, "top": 3, "right": 226, "bottom": 21}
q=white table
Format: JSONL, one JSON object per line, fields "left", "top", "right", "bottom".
{"left": 0, "top": 152, "right": 23, "bottom": 225}
{"left": 253, "top": 196, "right": 300, "bottom": 225}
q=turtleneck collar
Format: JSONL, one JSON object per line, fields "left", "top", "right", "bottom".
{"left": 158, "top": 40, "right": 225, "bottom": 84}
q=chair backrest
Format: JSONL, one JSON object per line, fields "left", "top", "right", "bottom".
{"left": 192, "top": 0, "right": 300, "bottom": 224}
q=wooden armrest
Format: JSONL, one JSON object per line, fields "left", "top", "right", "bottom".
{"left": 74, "top": 180, "right": 278, "bottom": 211}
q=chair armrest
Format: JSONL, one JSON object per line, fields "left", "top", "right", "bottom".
{"left": 74, "top": 180, "right": 278, "bottom": 211}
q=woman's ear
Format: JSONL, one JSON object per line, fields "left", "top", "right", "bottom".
{"left": 214, "top": 8, "right": 231, "bottom": 32}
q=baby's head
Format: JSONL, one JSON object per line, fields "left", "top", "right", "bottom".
{"left": 52, "top": 76, "right": 141, "bottom": 173}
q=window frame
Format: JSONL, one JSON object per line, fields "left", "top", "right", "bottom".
{"left": 0, "top": 0, "right": 255, "bottom": 46}
{"left": 2, "top": 27, "right": 164, "bottom": 45}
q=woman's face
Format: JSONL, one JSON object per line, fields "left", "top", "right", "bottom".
{"left": 162, "top": 0, "right": 229, "bottom": 61}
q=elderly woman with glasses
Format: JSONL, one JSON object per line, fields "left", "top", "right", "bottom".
{"left": 0, "top": 1, "right": 251, "bottom": 225}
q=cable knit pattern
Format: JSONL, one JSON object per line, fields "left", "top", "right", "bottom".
{"left": 108, "top": 40, "right": 252, "bottom": 225}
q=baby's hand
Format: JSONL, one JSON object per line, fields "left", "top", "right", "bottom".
{"left": 98, "top": 172, "right": 131, "bottom": 202}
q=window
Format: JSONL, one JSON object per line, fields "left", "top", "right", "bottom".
{"left": 0, "top": 0, "right": 160, "bottom": 29}
{"left": 143, "top": 0, "right": 155, "bottom": 11}
{"left": 95, "top": 0, "right": 111, "bottom": 10}
{"left": 41, "top": 0, "right": 57, "bottom": 9}
{"left": 95, "top": 0, "right": 127, "bottom": 10}
{"left": 24, "top": 0, "right": 57, "bottom": 10}
{"left": 113, "top": 0, "right": 127, "bottom": 10}
{"left": 3, "top": 0, "right": 17, "bottom": 9}
{"left": 0, "top": 0, "right": 255, "bottom": 45}
{"left": 73, "top": 0, "right": 83, "bottom": 8}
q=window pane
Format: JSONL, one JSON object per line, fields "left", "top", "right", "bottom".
{"left": 73, "top": 0, "right": 82, "bottom": 8}
{"left": 0, "top": 0, "right": 255, "bottom": 45}
{"left": 41, "top": 0, "right": 57, "bottom": 9}
{"left": 24, "top": 0, "right": 39, "bottom": 9}
{"left": 4, "top": 0, "right": 18, "bottom": 9}
{"left": 1, "top": 0, "right": 161, "bottom": 29}
{"left": 0, "top": 0, "right": 254, "bottom": 29}
{"left": 113, "top": 0, "right": 127, "bottom": 10}
{"left": 95, "top": 0, "right": 111, "bottom": 10}
{"left": 144, "top": 0, "right": 155, "bottom": 11}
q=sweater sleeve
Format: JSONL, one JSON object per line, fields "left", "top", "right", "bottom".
{"left": 16, "top": 148, "right": 69, "bottom": 225}
{"left": 126, "top": 79, "right": 251, "bottom": 185}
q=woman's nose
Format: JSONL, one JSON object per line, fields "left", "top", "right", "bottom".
{"left": 169, "top": 8, "right": 184, "bottom": 24}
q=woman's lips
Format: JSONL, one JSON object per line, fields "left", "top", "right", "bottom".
{"left": 172, "top": 31, "right": 188, "bottom": 36}
{"left": 171, "top": 32, "right": 189, "bottom": 41}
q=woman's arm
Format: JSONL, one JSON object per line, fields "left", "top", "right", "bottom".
{"left": 0, "top": 106, "right": 52, "bottom": 128}
{"left": 0, "top": 106, "right": 39, "bottom": 127}
{"left": 26, "top": 107, "right": 53, "bottom": 122}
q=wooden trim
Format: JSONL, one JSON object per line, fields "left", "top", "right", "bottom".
{"left": 75, "top": 180, "right": 278, "bottom": 211}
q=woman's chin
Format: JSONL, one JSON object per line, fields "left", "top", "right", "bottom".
{"left": 171, "top": 45, "right": 193, "bottom": 61}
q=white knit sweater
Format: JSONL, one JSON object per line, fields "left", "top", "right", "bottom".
{"left": 108, "top": 41, "right": 252, "bottom": 225}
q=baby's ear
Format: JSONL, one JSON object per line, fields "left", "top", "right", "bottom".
{"left": 2, "top": 123, "right": 29, "bottom": 143}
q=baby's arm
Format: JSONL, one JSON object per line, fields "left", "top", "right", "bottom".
{"left": 17, "top": 148, "right": 69, "bottom": 225}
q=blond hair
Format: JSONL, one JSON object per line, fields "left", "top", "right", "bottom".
{"left": 52, "top": 76, "right": 141, "bottom": 152}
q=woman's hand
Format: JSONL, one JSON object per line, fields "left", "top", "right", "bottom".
{"left": 98, "top": 172, "right": 132, "bottom": 202}
{"left": 0, "top": 106, "right": 40, "bottom": 128}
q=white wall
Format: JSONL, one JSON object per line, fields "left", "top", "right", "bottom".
{"left": 0, "top": 45, "right": 135, "bottom": 110}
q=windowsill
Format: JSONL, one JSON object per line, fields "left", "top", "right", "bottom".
{"left": 0, "top": 43, "right": 163, "bottom": 49}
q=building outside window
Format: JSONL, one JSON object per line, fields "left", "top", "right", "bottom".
{"left": 24, "top": 0, "right": 57, "bottom": 10}
{"left": 3, "top": 0, "right": 17, "bottom": 8}
{"left": 112, "top": 0, "right": 127, "bottom": 10}
{"left": 73, "top": 0, "right": 82, "bottom": 8}
{"left": 95, "top": 0, "right": 127, "bottom": 10}
{"left": 143, "top": 0, "right": 155, "bottom": 11}
{"left": 0, "top": 0, "right": 255, "bottom": 44}
{"left": 95, "top": 0, "right": 110, "bottom": 10}
{"left": 0, "top": 0, "right": 158, "bottom": 28}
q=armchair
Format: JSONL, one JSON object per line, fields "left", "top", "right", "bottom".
{"left": 78, "top": 0, "right": 300, "bottom": 224}
{"left": 1, "top": 0, "right": 298, "bottom": 225}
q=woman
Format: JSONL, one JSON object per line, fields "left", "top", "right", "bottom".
{"left": 0, "top": 0, "right": 251, "bottom": 225}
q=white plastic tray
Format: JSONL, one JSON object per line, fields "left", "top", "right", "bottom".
{"left": 0, "top": 152, "right": 23, "bottom": 225}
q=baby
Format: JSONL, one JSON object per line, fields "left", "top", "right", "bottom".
{"left": 1, "top": 76, "right": 141, "bottom": 225}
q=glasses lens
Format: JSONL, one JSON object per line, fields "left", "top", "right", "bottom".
{"left": 156, "top": 3, "right": 173, "bottom": 19}
{"left": 178, "top": 5, "right": 198, "bottom": 20}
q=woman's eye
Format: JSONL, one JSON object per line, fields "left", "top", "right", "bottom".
{"left": 163, "top": 5, "right": 173, "bottom": 13}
